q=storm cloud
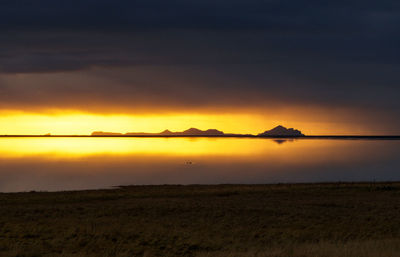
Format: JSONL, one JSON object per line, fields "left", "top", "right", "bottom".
{"left": 0, "top": 0, "right": 400, "bottom": 131}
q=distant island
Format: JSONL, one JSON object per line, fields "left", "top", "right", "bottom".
{"left": 3, "top": 126, "right": 400, "bottom": 138}
{"left": 130, "top": 128, "right": 224, "bottom": 136}
{"left": 92, "top": 128, "right": 225, "bottom": 136}
{"left": 91, "top": 125, "right": 305, "bottom": 137}
{"left": 258, "top": 125, "right": 304, "bottom": 136}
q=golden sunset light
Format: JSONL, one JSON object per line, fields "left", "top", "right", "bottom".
{"left": 1, "top": 1, "right": 400, "bottom": 256}
{"left": 0, "top": 109, "right": 388, "bottom": 136}
{"left": 0, "top": 137, "right": 386, "bottom": 164}
{"left": 0, "top": 137, "right": 286, "bottom": 158}
{"left": 0, "top": 111, "right": 267, "bottom": 135}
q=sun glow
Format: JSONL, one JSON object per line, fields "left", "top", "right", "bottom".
{"left": 0, "top": 109, "right": 382, "bottom": 136}
{"left": 0, "top": 111, "right": 275, "bottom": 135}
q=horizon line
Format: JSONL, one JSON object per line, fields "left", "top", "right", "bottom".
{"left": 1, "top": 135, "right": 400, "bottom": 139}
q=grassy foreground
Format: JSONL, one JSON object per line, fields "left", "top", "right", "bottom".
{"left": 1, "top": 183, "right": 400, "bottom": 257}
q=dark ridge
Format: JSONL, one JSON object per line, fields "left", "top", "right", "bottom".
{"left": 2, "top": 125, "right": 400, "bottom": 139}
{"left": 93, "top": 128, "right": 225, "bottom": 136}
{"left": 258, "top": 125, "right": 304, "bottom": 137}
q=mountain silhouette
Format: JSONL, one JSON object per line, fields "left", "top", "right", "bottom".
{"left": 91, "top": 131, "right": 123, "bottom": 136}
{"left": 92, "top": 126, "right": 304, "bottom": 137}
{"left": 258, "top": 125, "right": 304, "bottom": 136}
{"left": 159, "top": 129, "right": 174, "bottom": 135}
{"left": 94, "top": 128, "right": 224, "bottom": 136}
{"left": 178, "top": 128, "right": 224, "bottom": 136}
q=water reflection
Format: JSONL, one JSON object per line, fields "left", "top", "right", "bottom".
{"left": 0, "top": 138, "right": 399, "bottom": 192}
{"left": 0, "top": 137, "right": 283, "bottom": 157}
{"left": 273, "top": 139, "right": 298, "bottom": 145}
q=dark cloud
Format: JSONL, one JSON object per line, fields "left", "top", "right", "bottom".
{"left": 2, "top": 0, "right": 400, "bottom": 72}
{"left": 0, "top": 0, "right": 400, "bottom": 131}
{"left": 1, "top": 0, "right": 400, "bottom": 31}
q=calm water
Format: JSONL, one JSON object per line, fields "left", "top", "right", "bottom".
{"left": 0, "top": 137, "right": 399, "bottom": 192}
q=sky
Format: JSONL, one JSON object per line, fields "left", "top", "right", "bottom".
{"left": 1, "top": 0, "right": 400, "bottom": 135}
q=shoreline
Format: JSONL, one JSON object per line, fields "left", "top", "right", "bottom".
{"left": 1, "top": 135, "right": 400, "bottom": 139}
{"left": 3, "top": 181, "right": 400, "bottom": 194}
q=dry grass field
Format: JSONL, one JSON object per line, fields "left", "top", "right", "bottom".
{"left": 1, "top": 183, "right": 400, "bottom": 257}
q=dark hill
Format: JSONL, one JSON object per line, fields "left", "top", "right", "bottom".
{"left": 178, "top": 128, "right": 224, "bottom": 136}
{"left": 258, "top": 125, "right": 304, "bottom": 136}
{"left": 95, "top": 128, "right": 225, "bottom": 136}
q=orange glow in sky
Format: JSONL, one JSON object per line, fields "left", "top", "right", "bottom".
{"left": 0, "top": 111, "right": 273, "bottom": 135}
{"left": 0, "top": 109, "right": 388, "bottom": 135}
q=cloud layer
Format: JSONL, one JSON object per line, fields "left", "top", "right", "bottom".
{"left": 0, "top": 0, "right": 400, "bottom": 131}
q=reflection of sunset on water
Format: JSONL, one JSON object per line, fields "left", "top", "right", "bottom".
{"left": 0, "top": 137, "right": 285, "bottom": 157}
{"left": 0, "top": 138, "right": 399, "bottom": 192}
{"left": 0, "top": 137, "right": 396, "bottom": 162}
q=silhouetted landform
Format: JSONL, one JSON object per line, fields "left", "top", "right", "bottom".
{"left": 129, "top": 128, "right": 224, "bottom": 136}
{"left": 93, "top": 128, "right": 225, "bottom": 136}
{"left": 2, "top": 125, "right": 400, "bottom": 139}
{"left": 92, "top": 126, "right": 304, "bottom": 137}
{"left": 91, "top": 131, "right": 123, "bottom": 136}
{"left": 259, "top": 125, "right": 304, "bottom": 137}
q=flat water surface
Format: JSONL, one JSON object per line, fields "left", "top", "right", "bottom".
{"left": 0, "top": 138, "right": 399, "bottom": 192}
